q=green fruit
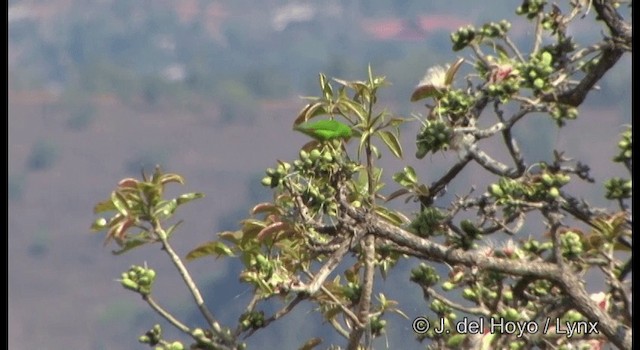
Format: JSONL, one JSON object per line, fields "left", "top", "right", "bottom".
{"left": 462, "top": 288, "right": 477, "bottom": 301}
{"left": 310, "top": 149, "right": 321, "bottom": 161}
{"left": 489, "top": 184, "right": 504, "bottom": 197}
{"left": 121, "top": 278, "right": 139, "bottom": 291}
{"left": 261, "top": 177, "right": 272, "bottom": 187}
{"left": 533, "top": 78, "right": 545, "bottom": 89}
{"left": 442, "top": 281, "right": 456, "bottom": 291}
{"left": 541, "top": 173, "right": 554, "bottom": 186}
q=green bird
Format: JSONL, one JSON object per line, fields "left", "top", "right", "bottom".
{"left": 293, "top": 119, "right": 353, "bottom": 142}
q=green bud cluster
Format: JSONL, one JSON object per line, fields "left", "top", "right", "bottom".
{"left": 509, "top": 341, "right": 526, "bottom": 350}
{"left": 479, "top": 20, "right": 511, "bottom": 38}
{"left": 538, "top": 171, "right": 571, "bottom": 199}
{"left": 139, "top": 324, "right": 162, "bottom": 346}
{"left": 515, "top": 0, "right": 547, "bottom": 19}
{"left": 409, "top": 207, "right": 446, "bottom": 237}
{"left": 562, "top": 310, "right": 585, "bottom": 323}
{"left": 550, "top": 103, "right": 579, "bottom": 127}
{"left": 499, "top": 307, "right": 523, "bottom": 322}
{"left": 541, "top": 13, "right": 559, "bottom": 32}
{"left": 163, "top": 342, "right": 185, "bottom": 350}
{"left": 517, "top": 51, "right": 554, "bottom": 93}
{"left": 370, "top": 316, "right": 387, "bottom": 337}
{"left": 429, "top": 299, "right": 451, "bottom": 315}
{"left": 410, "top": 263, "right": 440, "bottom": 287}
{"left": 342, "top": 282, "right": 362, "bottom": 304}
{"left": 614, "top": 128, "right": 632, "bottom": 163}
{"left": 435, "top": 89, "right": 474, "bottom": 122}
{"left": 416, "top": 120, "right": 452, "bottom": 159}
{"left": 240, "top": 311, "right": 265, "bottom": 330}
{"left": 487, "top": 76, "right": 521, "bottom": 103}
{"left": 260, "top": 161, "right": 292, "bottom": 188}
{"left": 489, "top": 171, "right": 570, "bottom": 207}
{"left": 120, "top": 265, "right": 156, "bottom": 295}
{"left": 488, "top": 178, "right": 527, "bottom": 201}
{"left": 450, "top": 25, "right": 477, "bottom": 51}
{"left": 543, "top": 36, "right": 577, "bottom": 62}
{"left": 522, "top": 239, "right": 552, "bottom": 255}
{"left": 604, "top": 177, "right": 632, "bottom": 200}
{"left": 560, "top": 231, "right": 583, "bottom": 259}
{"left": 531, "top": 279, "right": 552, "bottom": 296}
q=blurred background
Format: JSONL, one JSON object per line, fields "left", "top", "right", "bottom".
{"left": 8, "top": 0, "right": 630, "bottom": 349}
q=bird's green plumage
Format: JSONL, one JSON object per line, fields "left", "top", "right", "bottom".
{"left": 294, "top": 119, "right": 353, "bottom": 141}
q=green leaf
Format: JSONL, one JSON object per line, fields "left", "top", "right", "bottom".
{"left": 111, "top": 237, "right": 150, "bottom": 255}
{"left": 410, "top": 85, "right": 441, "bottom": 102}
{"left": 446, "top": 334, "right": 467, "bottom": 348}
{"left": 320, "top": 73, "right": 333, "bottom": 100}
{"left": 392, "top": 168, "right": 418, "bottom": 187}
{"left": 293, "top": 102, "right": 329, "bottom": 126}
{"left": 111, "top": 190, "right": 130, "bottom": 216}
{"left": 378, "top": 130, "right": 403, "bottom": 158}
{"left": 444, "top": 58, "right": 465, "bottom": 86}
{"left": 94, "top": 199, "right": 116, "bottom": 214}
{"left": 164, "top": 220, "right": 184, "bottom": 239}
{"left": 176, "top": 192, "right": 205, "bottom": 206}
{"left": 337, "top": 98, "right": 366, "bottom": 122}
{"left": 294, "top": 119, "right": 353, "bottom": 141}
{"left": 385, "top": 188, "right": 410, "bottom": 203}
{"left": 159, "top": 173, "right": 185, "bottom": 185}
{"left": 374, "top": 206, "right": 409, "bottom": 225}
{"left": 154, "top": 200, "right": 177, "bottom": 218}
{"left": 186, "top": 241, "right": 235, "bottom": 261}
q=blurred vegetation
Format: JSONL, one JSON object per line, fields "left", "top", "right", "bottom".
{"left": 16, "top": 0, "right": 629, "bottom": 118}
{"left": 26, "top": 140, "right": 59, "bottom": 172}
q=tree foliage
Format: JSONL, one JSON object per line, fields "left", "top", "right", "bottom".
{"left": 91, "top": 1, "right": 631, "bottom": 349}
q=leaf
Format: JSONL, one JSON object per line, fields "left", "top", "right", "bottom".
{"left": 93, "top": 199, "right": 117, "bottom": 214}
{"left": 320, "top": 73, "right": 333, "bottom": 99}
{"left": 241, "top": 219, "right": 268, "bottom": 238}
{"left": 301, "top": 140, "right": 322, "bottom": 153}
{"left": 159, "top": 173, "right": 185, "bottom": 185}
{"left": 298, "top": 338, "right": 322, "bottom": 350}
{"left": 293, "top": 102, "right": 329, "bottom": 126}
{"left": 374, "top": 206, "right": 409, "bottom": 225}
{"left": 385, "top": 188, "right": 411, "bottom": 203}
{"left": 410, "top": 85, "right": 441, "bottom": 102}
{"left": 218, "top": 230, "right": 243, "bottom": 244}
{"left": 257, "top": 221, "right": 287, "bottom": 241}
{"left": 164, "top": 220, "right": 183, "bottom": 239}
{"left": 392, "top": 168, "right": 418, "bottom": 187}
{"left": 444, "top": 57, "right": 465, "bottom": 86}
{"left": 154, "top": 200, "right": 177, "bottom": 218}
{"left": 378, "top": 130, "right": 403, "bottom": 158}
{"left": 337, "top": 98, "right": 366, "bottom": 122}
{"left": 111, "top": 233, "right": 150, "bottom": 255}
{"left": 251, "top": 202, "right": 280, "bottom": 216}
{"left": 176, "top": 192, "right": 205, "bottom": 206}
{"left": 111, "top": 190, "right": 130, "bottom": 216}
{"left": 186, "top": 241, "right": 235, "bottom": 261}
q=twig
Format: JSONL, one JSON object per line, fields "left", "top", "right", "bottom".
{"left": 532, "top": 13, "right": 543, "bottom": 54}
{"left": 425, "top": 287, "right": 491, "bottom": 316}
{"left": 503, "top": 35, "right": 525, "bottom": 62}
{"left": 243, "top": 294, "right": 304, "bottom": 338}
{"left": 152, "top": 220, "right": 227, "bottom": 342}
{"left": 144, "top": 294, "right": 191, "bottom": 334}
